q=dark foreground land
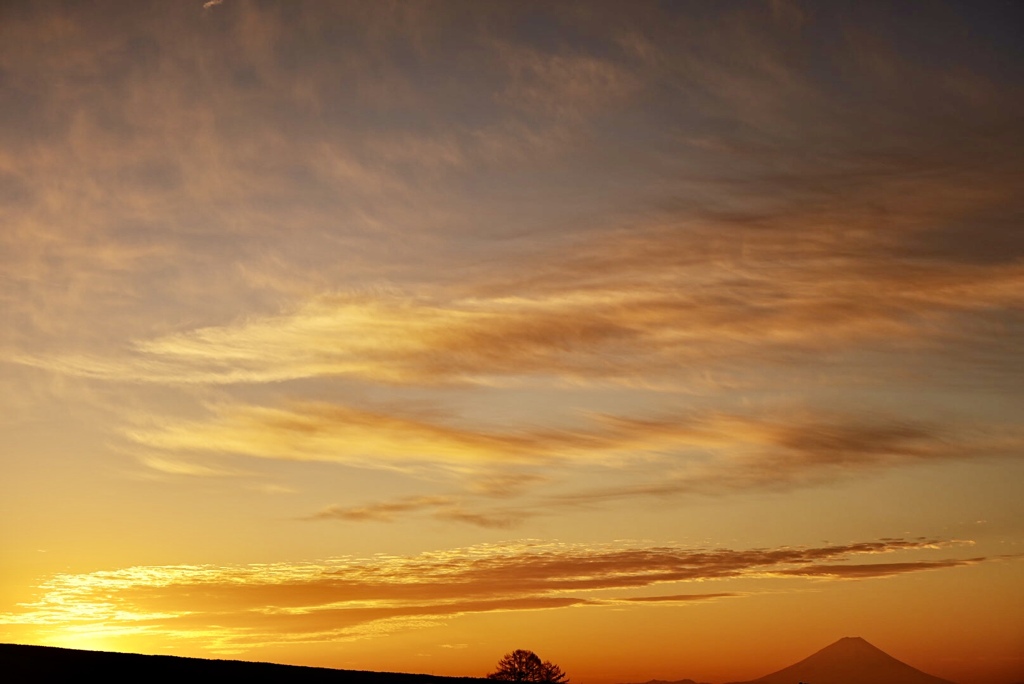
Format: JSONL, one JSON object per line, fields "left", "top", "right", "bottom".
{"left": 0, "top": 643, "right": 487, "bottom": 682}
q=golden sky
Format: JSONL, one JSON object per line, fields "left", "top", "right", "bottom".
{"left": 1, "top": 2, "right": 1022, "bottom": 683}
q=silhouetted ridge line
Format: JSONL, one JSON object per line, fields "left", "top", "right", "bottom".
{"left": 730, "top": 636, "right": 957, "bottom": 684}
{"left": 0, "top": 644, "right": 488, "bottom": 682}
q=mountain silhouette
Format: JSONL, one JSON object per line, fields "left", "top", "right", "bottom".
{"left": 732, "top": 636, "right": 956, "bottom": 684}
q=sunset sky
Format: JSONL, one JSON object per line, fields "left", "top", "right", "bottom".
{"left": 1, "top": 2, "right": 1022, "bottom": 682}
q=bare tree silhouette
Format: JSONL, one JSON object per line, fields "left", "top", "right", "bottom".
{"left": 487, "top": 650, "right": 568, "bottom": 682}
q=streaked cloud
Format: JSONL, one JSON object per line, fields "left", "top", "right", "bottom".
{"left": 126, "top": 400, "right": 1020, "bottom": 493}
{"left": 310, "top": 497, "right": 456, "bottom": 523}
{"left": 613, "top": 593, "right": 739, "bottom": 604}
{"left": 309, "top": 497, "right": 532, "bottom": 530}
{"left": 136, "top": 455, "right": 238, "bottom": 478}
{"left": 1, "top": 538, "right": 984, "bottom": 653}
{"left": 123, "top": 400, "right": 714, "bottom": 466}
{"left": 5, "top": 0, "right": 1020, "bottom": 405}
{"left": 13, "top": 212, "right": 1021, "bottom": 388}
{"left": 778, "top": 560, "right": 984, "bottom": 579}
{"left": 497, "top": 43, "right": 641, "bottom": 121}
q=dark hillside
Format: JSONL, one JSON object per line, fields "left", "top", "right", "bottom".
{"left": 0, "top": 643, "right": 488, "bottom": 683}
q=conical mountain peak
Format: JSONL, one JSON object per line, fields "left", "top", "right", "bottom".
{"left": 814, "top": 635, "right": 892, "bottom": 658}
{"left": 732, "top": 637, "right": 957, "bottom": 684}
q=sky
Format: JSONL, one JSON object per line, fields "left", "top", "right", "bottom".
{"left": 1, "top": 1, "right": 1022, "bottom": 682}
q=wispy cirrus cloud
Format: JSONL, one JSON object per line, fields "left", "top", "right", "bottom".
{"left": 309, "top": 496, "right": 456, "bottom": 523}
{"left": 112, "top": 395, "right": 1024, "bottom": 538}
{"left": 778, "top": 560, "right": 985, "bottom": 579}
{"left": 13, "top": 196, "right": 1022, "bottom": 388}
{"left": 0, "top": 538, "right": 984, "bottom": 653}
{"left": 612, "top": 592, "right": 739, "bottom": 604}
{"left": 497, "top": 43, "right": 641, "bottom": 121}
{"left": 308, "top": 496, "right": 532, "bottom": 530}
{"left": 3, "top": 0, "right": 1020, "bottom": 369}
{"left": 126, "top": 399, "right": 1019, "bottom": 474}
{"left": 277, "top": 405, "right": 1023, "bottom": 527}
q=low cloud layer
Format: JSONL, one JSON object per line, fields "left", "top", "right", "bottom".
{"left": 1, "top": 538, "right": 984, "bottom": 653}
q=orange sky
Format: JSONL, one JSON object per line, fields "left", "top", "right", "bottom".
{"left": 1, "top": 2, "right": 1022, "bottom": 683}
